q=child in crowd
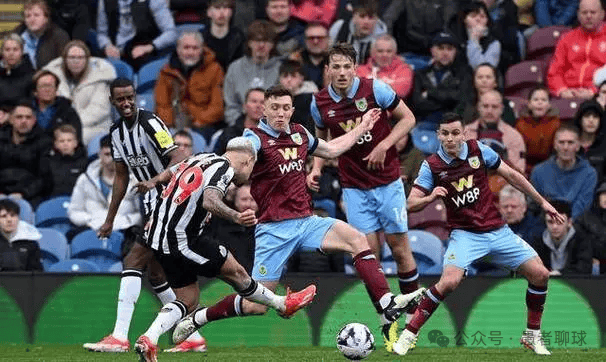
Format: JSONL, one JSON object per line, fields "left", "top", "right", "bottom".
{"left": 45, "top": 124, "right": 88, "bottom": 197}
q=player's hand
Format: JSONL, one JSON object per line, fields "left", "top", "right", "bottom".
{"left": 134, "top": 180, "right": 155, "bottom": 194}
{"left": 359, "top": 108, "right": 381, "bottom": 132}
{"left": 97, "top": 222, "right": 113, "bottom": 239}
{"left": 306, "top": 168, "right": 322, "bottom": 192}
{"left": 430, "top": 186, "right": 448, "bottom": 200}
{"left": 541, "top": 201, "right": 566, "bottom": 224}
{"left": 363, "top": 142, "right": 388, "bottom": 170}
{"left": 235, "top": 209, "right": 257, "bottom": 227}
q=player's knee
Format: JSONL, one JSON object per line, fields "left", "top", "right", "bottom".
{"left": 532, "top": 266, "right": 550, "bottom": 287}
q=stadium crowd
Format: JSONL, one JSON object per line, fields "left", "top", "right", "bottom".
{"left": 1, "top": 0, "right": 606, "bottom": 278}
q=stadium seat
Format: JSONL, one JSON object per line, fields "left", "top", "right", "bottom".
{"left": 504, "top": 61, "right": 545, "bottom": 99}
{"left": 106, "top": 58, "right": 135, "bottom": 81}
{"left": 136, "top": 92, "right": 155, "bottom": 112}
{"left": 408, "top": 199, "right": 449, "bottom": 241}
{"left": 407, "top": 229, "right": 444, "bottom": 275}
{"left": 136, "top": 56, "right": 170, "bottom": 94}
{"left": 38, "top": 228, "right": 69, "bottom": 270}
{"left": 48, "top": 259, "right": 101, "bottom": 273}
{"left": 313, "top": 198, "right": 337, "bottom": 218}
{"left": 506, "top": 96, "right": 528, "bottom": 119}
{"left": 35, "top": 196, "right": 72, "bottom": 235}
{"left": 551, "top": 98, "right": 584, "bottom": 122}
{"left": 108, "top": 261, "right": 123, "bottom": 272}
{"left": 71, "top": 230, "right": 124, "bottom": 271}
{"left": 0, "top": 196, "right": 35, "bottom": 225}
{"left": 526, "top": 25, "right": 572, "bottom": 62}
{"left": 86, "top": 132, "right": 107, "bottom": 159}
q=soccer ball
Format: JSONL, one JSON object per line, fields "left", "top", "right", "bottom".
{"left": 336, "top": 323, "right": 375, "bottom": 360}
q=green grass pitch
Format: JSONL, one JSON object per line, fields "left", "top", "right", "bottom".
{"left": 0, "top": 345, "right": 605, "bottom": 361}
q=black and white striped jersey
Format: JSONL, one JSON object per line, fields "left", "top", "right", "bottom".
{"left": 109, "top": 108, "right": 177, "bottom": 213}
{"left": 145, "top": 153, "right": 234, "bottom": 262}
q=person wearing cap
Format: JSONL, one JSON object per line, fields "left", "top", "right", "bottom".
{"left": 575, "top": 181, "right": 606, "bottom": 275}
{"left": 155, "top": 31, "right": 224, "bottom": 133}
{"left": 411, "top": 31, "right": 472, "bottom": 128}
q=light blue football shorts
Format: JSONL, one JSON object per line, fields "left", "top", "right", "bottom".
{"left": 342, "top": 178, "right": 408, "bottom": 234}
{"left": 443, "top": 225, "right": 538, "bottom": 271}
{"left": 251, "top": 215, "right": 337, "bottom": 281}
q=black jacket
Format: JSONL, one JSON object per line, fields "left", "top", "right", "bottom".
{"left": 105, "top": 0, "right": 159, "bottom": 45}
{"left": 44, "top": 145, "right": 88, "bottom": 197}
{"left": 201, "top": 25, "right": 245, "bottom": 73}
{"left": 575, "top": 100, "right": 606, "bottom": 183}
{"left": 0, "top": 57, "right": 34, "bottom": 108}
{"left": 575, "top": 206, "right": 606, "bottom": 264}
{"left": 34, "top": 96, "right": 83, "bottom": 142}
{"left": 530, "top": 230, "right": 593, "bottom": 275}
{"left": 0, "top": 236, "right": 43, "bottom": 271}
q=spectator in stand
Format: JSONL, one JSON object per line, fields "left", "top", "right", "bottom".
{"left": 202, "top": 0, "right": 245, "bottom": 73}
{"left": 48, "top": 0, "right": 92, "bottom": 42}
{"left": 499, "top": 184, "right": 544, "bottom": 243}
{"left": 0, "top": 101, "right": 52, "bottom": 206}
{"left": 67, "top": 135, "right": 142, "bottom": 238}
{"left": 0, "top": 198, "right": 43, "bottom": 271}
{"left": 531, "top": 124, "right": 597, "bottom": 219}
{"left": 13, "top": 0, "right": 69, "bottom": 70}
{"left": 457, "top": 62, "right": 516, "bottom": 125}
{"left": 44, "top": 124, "right": 88, "bottom": 197}
{"left": 530, "top": 200, "right": 592, "bottom": 275}
{"left": 328, "top": 0, "right": 387, "bottom": 64}
{"left": 0, "top": 34, "right": 34, "bottom": 110}
{"left": 547, "top": 0, "right": 606, "bottom": 99}
{"left": 593, "top": 80, "right": 606, "bottom": 110}
{"left": 214, "top": 87, "right": 265, "bottom": 154}
{"left": 223, "top": 20, "right": 282, "bottom": 126}
{"left": 206, "top": 184, "right": 258, "bottom": 273}
{"left": 385, "top": 0, "right": 458, "bottom": 71}
{"left": 412, "top": 31, "right": 472, "bottom": 127}
{"left": 534, "top": 0, "right": 578, "bottom": 27}
{"left": 515, "top": 85, "right": 561, "bottom": 174}
{"left": 96, "top": 0, "right": 177, "bottom": 70}
{"left": 290, "top": 0, "right": 340, "bottom": 29}
{"left": 154, "top": 31, "right": 224, "bottom": 133}
{"left": 290, "top": 22, "right": 329, "bottom": 89}
{"left": 173, "top": 130, "right": 194, "bottom": 157}
{"left": 278, "top": 59, "right": 317, "bottom": 132}
{"left": 357, "top": 34, "right": 414, "bottom": 100}
{"left": 465, "top": 89, "right": 527, "bottom": 172}
{"left": 516, "top": 0, "right": 537, "bottom": 36}
{"left": 232, "top": 0, "right": 266, "bottom": 34}
{"left": 266, "top": 0, "right": 305, "bottom": 56}
{"left": 32, "top": 70, "right": 82, "bottom": 141}
{"left": 44, "top": 40, "right": 116, "bottom": 145}
{"left": 574, "top": 100, "right": 606, "bottom": 182}
{"left": 482, "top": 0, "right": 523, "bottom": 66}
{"left": 575, "top": 181, "right": 606, "bottom": 275}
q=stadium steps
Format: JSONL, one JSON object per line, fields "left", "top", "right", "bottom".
{"left": 0, "top": 2, "right": 23, "bottom": 36}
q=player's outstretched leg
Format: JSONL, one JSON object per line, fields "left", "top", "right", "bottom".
{"left": 136, "top": 300, "right": 188, "bottom": 362}
{"left": 518, "top": 257, "right": 551, "bottom": 355}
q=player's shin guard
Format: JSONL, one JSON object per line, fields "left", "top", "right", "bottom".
{"left": 144, "top": 301, "right": 187, "bottom": 344}
{"left": 526, "top": 283, "right": 547, "bottom": 330}
{"left": 406, "top": 286, "right": 444, "bottom": 334}
{"left": 353, "top": 250, "right": 391, "bottom": 311}
{"left": 112, "top": 270, "right": 142, "bottom": 340}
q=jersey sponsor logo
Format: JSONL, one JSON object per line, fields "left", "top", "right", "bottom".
{"left": 278, "top": 147, "right": 298, "bottom": 160}
{"left": 451, "top": 175, "right": 474, "bottom": 192}
{"left": 291, "top": 133, "right": 303, "bottom": 145}
{"left": 355, "top": 97, "right": 368, "bottom": 112}
{"left": 450, "top": 175, "right": 480, "bottom": 207}
{"left": 338, "top": 117, "right": 361, "bottom": 132}
{"left": 468, "top": 156, "right": 480, "bottom": 169}
{"left": 154, "top": 130, "right": 174, "bottom": 148}
{"left": 127, "top": 154, "right": 150, "bottom": 167}
{"left": 278, "top": 159, "right": 305, "bottom": 174}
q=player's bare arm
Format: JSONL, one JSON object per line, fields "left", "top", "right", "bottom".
{"left": 167, "top": 147, "right": 187, "bottom": 166}
{"left": 98, "top": 161, "right": 130, "bottom": 238}
{"left": 363, "top": 100, "right": 416, "bottom": 170}
{"left": 134, "top": 168, "right": 174, "bottom": 194}
{"left": 203, "top": 188, "right": 258, "bottom": 227}
{"left": 496, "top": 161, "right": 566, "bottom": 224}
{"left": 407, "top": 186, "right": 448, "bottom": 212}
{"left": 312, "top": 108, "right": 381, "bottom": 159}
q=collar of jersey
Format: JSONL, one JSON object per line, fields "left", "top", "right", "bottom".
{"left": 122, "top": 108, "right": 140, "bottom": 129}
{"left": 328, "top": 77, "right": 360, "bottom": 102}
{"left": 438, "top": 142, "right": 468, "bottom": 164}
{"left": 258, "top": 118, "right": 292, "bottom": 137}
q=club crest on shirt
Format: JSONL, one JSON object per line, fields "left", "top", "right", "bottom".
{"left": 468, "top": 156, "right": 480, "bottom": 169}
{"left": 291, "top": 132, "right": 303, "bottom": 145}
{"left": 355, "top": 97, "right": 367, "bottom": 112}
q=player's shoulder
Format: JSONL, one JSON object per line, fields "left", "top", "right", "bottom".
{"left": 314, "top": 87, "right": 331, "bottom": 102}
{"left": 109, "top": 120, "right": 121, "bottom": 134}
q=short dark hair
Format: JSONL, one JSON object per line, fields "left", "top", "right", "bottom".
{"left": 327, "top": 43, "right": 357, "bottom": 65}
{"left": 245, "top": 20, "right": 277, "bottom": 56}
{"left": 208, "top": 0, "right": 235, "bottom": 9}
{"left": 174, "top": 130, "right": 193, "bottom": 142}
{"left": 109, "top": 78, "right": 134, "bottom": 98}
{"left": 264, "top": 85, "right": 293, "bottom": 101}
{"left": 279, "top": 59, "right": 304, "bottom": 76}
{"left": 549, "top": 199, "right": 572, "bottom": 218}
{"left": 554, "top": 124, "right": 580, "bottom": 138}
{"left": 352, "top": 0, "right": 378, "bottom": 16}
{"left": 245, "top": 87, "right": 266, "bottom": 102}
{"left": 0, "top": 198, "right": 20, "bottom": 215}
{"left": 33, "top": 69, "right": 60, "bottom": 88}
{"left": 12, "top": 99, "right": 35, "bottom": 113}
{"left": 439, "top": 112, "right": 464, "bottom": 125}
{"left": 527, "top": 84, "right": 549, "bottom": 101}
{"left": 100, "top": 134, "right": 112, "bottom": 149}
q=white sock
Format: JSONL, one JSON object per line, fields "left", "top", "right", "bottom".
{"left": 193, "top": 308, "right": 208, "bottom": 327}
{"left": 240, "top": 280, "right": 286, "bottom": 311}
{"left": 153, "top": 282, "right": 204, "bottom": 342}
{"left": 112, "top": 272, "right": 142, "bottom": 340}
{"left": 144, "top": 301, "right": 186, "bottom": 344}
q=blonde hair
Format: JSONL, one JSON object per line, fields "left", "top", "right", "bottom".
{"left": 226, "top": 137, "right": 257, "bottom": 162}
